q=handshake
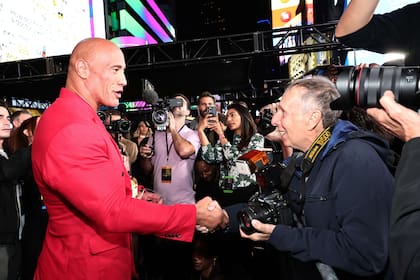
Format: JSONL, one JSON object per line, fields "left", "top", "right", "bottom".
{"left": 195, "top": 197, "right": 229, "bottom": 233}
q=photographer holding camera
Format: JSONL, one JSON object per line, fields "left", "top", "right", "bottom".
{"left": 138, "top": 93, "right": 201, "bottom": 279}
{"left": 214, "top": 76, "right": 395, "bottom": 279}
{"left": 367, "top": 91, "right": 420, "bottom": 280}
{"left": 103, "top": 109, "right": 138, "bottom": 168}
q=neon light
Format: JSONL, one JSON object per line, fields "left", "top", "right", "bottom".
{"left": 145, "top": 0, "right": 176, "bottom": 38}
{"left": 119, "top": 9, "right": 158, "bottom": 44}
{"left": 89, "top": 0, "right": 94, "bottom": 36}
{"left": 89, "top": 0, "right": 106, "bottom": 38}
{"left": 111, "top": 36, "right": 150, "bottom": 47}
{"left": 121, "top": 100, "right": 150, "bottom": 111}
{"left": 124, "top": 0, "right": 172, "bottom": 42}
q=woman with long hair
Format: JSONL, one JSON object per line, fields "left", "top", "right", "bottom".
{"left": 198, "top": 102, "right": 264, "bottom": 206}
{"left": 9, "top": 115, "right": 47, "bottom": 280}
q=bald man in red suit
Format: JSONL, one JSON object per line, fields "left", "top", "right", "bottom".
{"left": 32, "top": 38, "right": 227, "bottom": 280}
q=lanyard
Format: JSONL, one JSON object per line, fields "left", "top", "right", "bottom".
{"left": 165, "top": 124, "right": 185, "bottom": 161}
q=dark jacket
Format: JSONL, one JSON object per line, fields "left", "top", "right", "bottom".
{"left": 0, "top": 146, "right": 31, "bottom": 243}
{"left": 274, "top": 120, "right": 394, "bottom": 279}
{"left": 389, "top": 137, "right": 420, "bottom": 280}
{"left": 227, "top": 120, "right": 395, "bottom": 279}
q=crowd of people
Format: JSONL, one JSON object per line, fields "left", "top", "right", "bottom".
{"left": 2, "top": 1, "right": 420, "bottom": 279}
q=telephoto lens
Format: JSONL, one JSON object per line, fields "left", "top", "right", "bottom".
{"left": 331, "top": 66, "right": 420, "bottom": 110}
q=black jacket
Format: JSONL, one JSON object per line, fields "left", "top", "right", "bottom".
{"left": 390, "top": 137, "right": 420, "bottom": 280}
{"left": 0, "top": 146, "right": 31, "bottom": 243}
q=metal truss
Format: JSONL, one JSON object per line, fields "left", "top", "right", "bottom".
{"left": 123, "top": 21, "right": 351, "bottom": 69}
{"left": 1, "top": 21, "right": 350, "bottom": 80}
{"left": 0, "top": 21, "right": 352, "bottom": 108}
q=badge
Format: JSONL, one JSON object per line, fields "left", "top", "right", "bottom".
{"left": 161, "top": 165, "right": 172, "bottom": 183}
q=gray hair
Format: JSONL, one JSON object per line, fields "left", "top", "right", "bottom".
{"left": 287, "top": 76, "right": 342, "bottom": 128}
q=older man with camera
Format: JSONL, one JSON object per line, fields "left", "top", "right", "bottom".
{"left": 211, "top": 76, "right": 395, "bottom": 279}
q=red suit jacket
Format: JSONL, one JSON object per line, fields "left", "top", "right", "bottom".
{"left": 32, "top": 88, "right": 196, "bottom": 280}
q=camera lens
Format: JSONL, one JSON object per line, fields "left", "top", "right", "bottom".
{"left": 238, "top": 210, "right": 256, "bottom": 235}
{"left": 257, "top": 110, "right": 275, "bottom": 136}
{"left": 118, "top": 120, "right": 131, "bottom": 133}
{"left": 152, "top": 109, "right": 167, "bottom": 125}
{"left": 97, "top": 111, "right": 108, "bottom": 122}
{"left": 331, "top": 66, "right": 420, "bottom": 110}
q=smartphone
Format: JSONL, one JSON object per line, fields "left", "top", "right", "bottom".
{"left": 207, "top": 105, "right": 216, "bottom": 117}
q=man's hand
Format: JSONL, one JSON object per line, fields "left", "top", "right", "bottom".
{"left": 137, "top": 188, "right": 163, "bottom": 204}
{"left": 139, "top": 144, "right": 153, "bottom": 159}
{"left": 207, "top": 115, "right": 223, "bottom": 135}
{"left": 239, "top": 219, "right": 275, "bottom": 241}
{"left": 367, "top": 91, "right": 420, "bottom": 142}
{"left": 196, "top": 197, "right": 228, "bottom": 232}
{"left": 197, "top": 113, "right": 208, "bottom": 132}
{"left": 167, "top": 111, "right": 176, "bottom": 133}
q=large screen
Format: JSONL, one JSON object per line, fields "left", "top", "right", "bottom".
{"left": 345, "top": 0, "right": 418, "bottom": 65}
{"left": 108, "top": 0, "right": 175, "bottom": 48}
{"left": 271, "top": 0, "right": 314, "bottom": 30}
{"left": 0, "top": 0, "right": 106, "bottom": 63}
{"left": 271, "top": 0, "right": 314, "bottom": 65}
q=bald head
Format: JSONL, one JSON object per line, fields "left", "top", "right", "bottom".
{"left": 66, "top": 38, "right": 127, "bottom": 110}
{"left": 69, "top": 38, "right": 119, "bottom": 69}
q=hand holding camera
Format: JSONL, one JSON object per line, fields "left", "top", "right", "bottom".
{"left": 239, "top": 219, "right": 276, "bottom": 241}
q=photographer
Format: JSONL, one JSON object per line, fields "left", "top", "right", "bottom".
{"left": 367, "top": 91, "right": 420, "bottom": 280}
{"left": 104, "top": 109, "right": 138, "bottom": 168}
{"left": 194, "top": 91, "right": 227, "bottom": 202}
{"left": 138, "top": 93, "right": 201, "bottom": 280}
{"left": 214, "top": 76, "right": 395, "bottom": 279}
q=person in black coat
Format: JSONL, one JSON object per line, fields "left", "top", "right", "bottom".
{"left": 0, "top": 101, "right": 27, "bottom": 280}
{"left": 367, "top": 90, "right": 420, "bottom": 280}
{"left": 8, "top": 116, "right": 47, "bottom": 280}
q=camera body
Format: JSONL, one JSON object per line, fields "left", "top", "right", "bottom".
{"left": 151, "top": 98, "right": 183, "bottom": 131}
{"left": 108, "top": 119, "right": 131, "bottom": 134}
{"left": 324, "top": 65, "right": 420, "bottom": 110}
{"left": 97, "top": 111, "right": 131, "bottom": 134}
{"left": 257, "top": 108, "right": 275, "bottom": 136}
{"left": 238, "top": 189, "right": 293, "bottom": 235}
{"left": 236, "top": 150, "right": 295, "bottom": 234}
